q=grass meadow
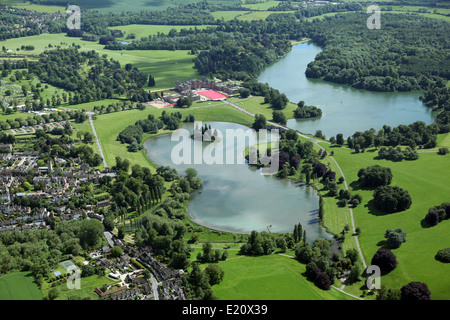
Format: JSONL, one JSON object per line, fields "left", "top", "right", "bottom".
{"left": 227, "top": 95, "right": 298, "bottom": 120}
{"left": 318, "top": 142, "right": 450, "bottom": 300}
{"left": 0, "top": 272, "right": 43, "bottom": 300}
{"left": 187, "top": 248, "right": 356, "bottom": 300}
{"left": 108, "top": 24, "right": 215, "bottom": 40}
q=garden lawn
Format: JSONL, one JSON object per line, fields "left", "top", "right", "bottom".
{"left": 241, "top": 1, "right": 282, "bottom": 11}
{"left": 0, "top": 272, "right": 43, "bottom": 300}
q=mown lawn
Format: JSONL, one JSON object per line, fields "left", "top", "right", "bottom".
{"left": 108, "top": 24, "right": 215, "bottom": 40}
{"left": 0, "top": 272, "right": 43, "bottom": 300}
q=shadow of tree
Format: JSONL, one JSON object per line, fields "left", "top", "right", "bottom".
{"left": 365, "top": 199, "right": 392, "bottom": 216}
{"left": 420, "top": 218, "right": 435, "bottom": 229}
{"left": 376, "top": 240, "right": 388, "bottom": 248}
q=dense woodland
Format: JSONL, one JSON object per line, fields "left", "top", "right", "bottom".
{"left": 27, "top": 48, "right": 149, "bottom": 104}
{"left": 304, "top": 13, "right": 450, "bottom": 92}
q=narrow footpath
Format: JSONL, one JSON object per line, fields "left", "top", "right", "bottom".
{"left": 88, "top": 112, "right": 108, "bottom": 169}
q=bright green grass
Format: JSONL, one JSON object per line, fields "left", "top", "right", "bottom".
{"left": 108, "top": 24, "right": 215, "bottom": 40}
{"left": 320, "top": 144, "right": 450, "bottom": 300}
{"left": 1, "top": 33, "right": 200, "bottom": 90}
{"left": 9, "top": 2, "right": 65, "bottom": 13}
{"left": 40, "top": 272, "right": 117, "bottom": 300}
{"left": 212, "top": 254, "right": 356, "bottom": 300}
{"left": 71, "top": 120, "right": 105, "bottom": 171}
{"left": 62, "top": 99, "right": 122, "bottom": 111}
{"left": 374, "top": 6, "right": 450, "bottom": 22}
{"left": 380, "top": 5, "right": 450, "bottom": 15}
{"left": 2, "top": 0, "right": 65, "bottom": 13}
{"left": 227, "top": 95, "right": 298, "bottom": 120}
{"left": 241, "top": 1, "right": 281, "bottom": 11}
{"left": 0, "top": 272, "right": 43, "bottom": 300}
{"left": 436, "top": 133, "right": 450, "bottom": 148}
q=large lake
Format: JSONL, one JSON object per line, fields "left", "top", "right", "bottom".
{"left": 144, "top": 122, "right": 333, "bottom": 240}
{"left": 144, "top": 42, "right": 436, "bottom": 238}
{"left": 258, "top": 42, "right": 435, "bottom": 138}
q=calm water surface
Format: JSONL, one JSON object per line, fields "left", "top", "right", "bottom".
{"left": 144, "top": 122, "right": 332, "bottom": 240}
{"left": 258, "top": 42, "right": 435, "bottom": 138}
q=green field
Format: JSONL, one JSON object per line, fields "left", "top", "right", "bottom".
{"left": 0, "top": 272, "right": 43, "bottom": 300}
{"left": 211, "top": 253, "right": 355, "bottom": 300}
{"left": 241, "top": 1, "right": 281, "bottom": 11}
{"left": 319, "top": 143, "right": 450, "bottom": 300}
{"left": 227, "top": 95, "right": 298, "bottom": 120}
{"left": 376, "top": 5, "right": 450, "bottom": 22}
{"left": 108, "top": 24, "right": 215, "bottom": 40}
{"left": 1, "top": 0, "right": 65, "bottom": 13}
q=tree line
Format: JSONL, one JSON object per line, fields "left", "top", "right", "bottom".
{"left": 27, "top": 48, "right": 149, "bottom": 105}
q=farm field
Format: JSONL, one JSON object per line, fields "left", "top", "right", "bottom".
{"left": 1, "top": 0, "right": 65, "bottom": 13}
{"left": 0, "top": 272, "right": 43, "bottom": 300}
{"left": 241, "top": 1, "right": 282, "bottom": 11}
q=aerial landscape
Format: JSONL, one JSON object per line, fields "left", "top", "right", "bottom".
{"left": 0, "top": 0, "right": 449, "bottom": 308}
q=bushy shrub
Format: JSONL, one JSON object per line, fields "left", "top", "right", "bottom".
{"left": 371, "top": 248, "right": 397, "bottom": 273}
{"left": 378, "top": 146, "right": 419, "bottom": 161}
{"left": 435, "top": 248, "right": 450, "bottom": 263}
{"left": 357, "top": 165, "right": 393, "bottom": 188}
{"left": 373, "top": 186, "right": 411, "bottom": 213}
{"left": 401, "top": 282, "right": 431, "bottom": 300}
{"left": 384, "top": 228, "right": 407, "bottom": 249}
{"left": 425, "top": 202, "right": 450, "bottom": 226}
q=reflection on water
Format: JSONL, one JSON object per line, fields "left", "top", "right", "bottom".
{"left": 144, "top": 122, "right": 334, "bottom": 242}
{"left": 258, "top": 42, "right": 435, "bottom": 138}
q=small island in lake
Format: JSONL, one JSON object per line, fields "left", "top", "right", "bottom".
{"left": 192, "top": 123, "right": 221, "bottom": 142}
{"left": 293, "top": 100, "right": 322, "bottom": 119}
